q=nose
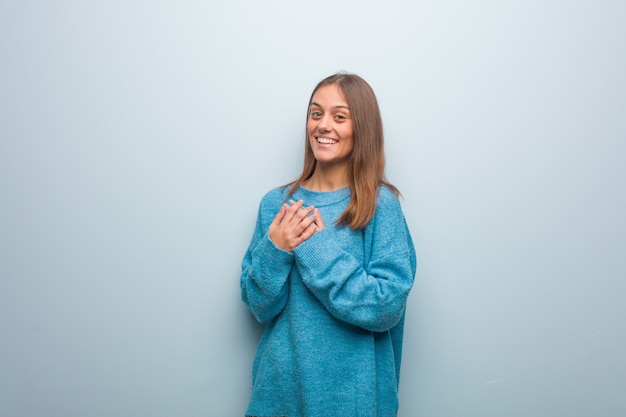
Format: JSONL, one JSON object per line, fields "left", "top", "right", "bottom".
{"left": 317, "top": 115, "right": 331, "bottom": 132}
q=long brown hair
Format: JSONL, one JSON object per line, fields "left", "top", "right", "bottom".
{"left": 287, "top": 73, "right": 399, "bottom": 230}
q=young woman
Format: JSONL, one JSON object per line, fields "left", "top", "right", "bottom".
{"left": 240, "top": 73, "right": 416, "bottom": 417}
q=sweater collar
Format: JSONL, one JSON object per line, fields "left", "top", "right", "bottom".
{"left": 291, "top": 185, "right": 350, "bottom": 207}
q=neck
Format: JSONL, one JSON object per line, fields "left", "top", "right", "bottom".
{"left": 305, "top": 164, "right": 349, "bottom": 192}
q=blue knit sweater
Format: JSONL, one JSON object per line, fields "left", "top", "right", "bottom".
{"left": 241, "top": 185, "right": 416, "bottom": 417}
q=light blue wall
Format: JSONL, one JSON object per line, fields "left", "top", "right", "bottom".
{"left": 1, "top": 1, "right": 625, "bottom": 416}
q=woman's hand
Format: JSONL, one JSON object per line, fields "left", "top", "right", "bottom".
{"left": 269, "top": 200, "right": 325, "bottom": 252}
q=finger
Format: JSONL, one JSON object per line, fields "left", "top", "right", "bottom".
{"left": 288, "top": 202, "right": 315, "bottom": 227}
{"left": 270, "top": 204, "right": 288, "bottom": 227}
{"left": 298, "top": 222, "right": 319, "bottom": 242}
{"left": 285, "top": 200, "right": 305, "bottom": 221}
{"left": 268, "top": 205, "right": 292, "bottom": 251}
{"left": 312, "top": 208, "right": 325, "bottom": 230}
{"left": 293, "top": 209, "right": 317, "bottom": 234}
{"left": 294, "top": 205, "right": 315, "bottom": 223}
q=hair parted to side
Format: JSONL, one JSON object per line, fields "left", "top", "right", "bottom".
{"left": 286, "top": 72, "right": 400, "bottom": 230}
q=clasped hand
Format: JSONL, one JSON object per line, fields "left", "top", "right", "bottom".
{"left": 268, "top": 199, "right": 325, "bottom": 252}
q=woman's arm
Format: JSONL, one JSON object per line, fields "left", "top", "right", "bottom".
{"left": 240, "top": 196, "right": 295, "bottom": 323}
{"left": 294, "top": 192, "right": 416, "bottom": 332}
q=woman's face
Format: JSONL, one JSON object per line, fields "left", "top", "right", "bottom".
{"left": 307, "top": 84, "right": 354, "bottom": 169}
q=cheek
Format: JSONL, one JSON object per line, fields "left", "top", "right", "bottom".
{"left": 346, "top": 139, "right": 355, "bottom": 153}
{"left": 306, "top": 121, "right": 316, "bottom": 136}
{"left": 341, "top": 126, "right": 354, "bottom": 141}
{"left": 341, "top": 122, "right": 354, "bottom": 140}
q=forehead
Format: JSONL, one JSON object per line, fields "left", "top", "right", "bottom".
{"left": 310, "top": 84, "right": 348, "bottom": 107}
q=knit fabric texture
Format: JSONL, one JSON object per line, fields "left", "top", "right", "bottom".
{"left": 241, "top": 185, "right": 416, "bottom": 417}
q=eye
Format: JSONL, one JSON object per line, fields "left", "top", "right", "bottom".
{"left": 335, "top": 114, "right": 346, "bottom": 121}
{"left": 310, "top": 111, "right": 322, "bottom": 119}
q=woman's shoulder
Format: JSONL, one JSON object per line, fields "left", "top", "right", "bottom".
{"left": 376, "top": 184, "right": 401, "bottom": 207}
{"left": 372, "top": 184, "right": 407, "bottom": 225}
{"left": 259, "top": 185, "right": 290, "bottom": 208}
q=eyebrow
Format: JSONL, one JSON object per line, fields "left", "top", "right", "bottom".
{"left": 310, "top": 101, "right": 350, "bottom": 110}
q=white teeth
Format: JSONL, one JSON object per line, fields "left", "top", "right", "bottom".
{"left": 317, "top": 137, "right": 338, "bottom": 144}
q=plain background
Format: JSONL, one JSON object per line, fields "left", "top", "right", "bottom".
{"left": 1, "top": 1, "right": 625, "bottom": 416}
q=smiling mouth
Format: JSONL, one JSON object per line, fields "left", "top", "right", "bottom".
{"left": 316, "top": 136, "right": 338, "bottom": 145}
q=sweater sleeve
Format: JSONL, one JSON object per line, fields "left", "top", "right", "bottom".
{"left": 240, "top": 194, "right": 295, "bottom": 323}
{"left": 293, "top": 191, "right": 416, "bottom": 332}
